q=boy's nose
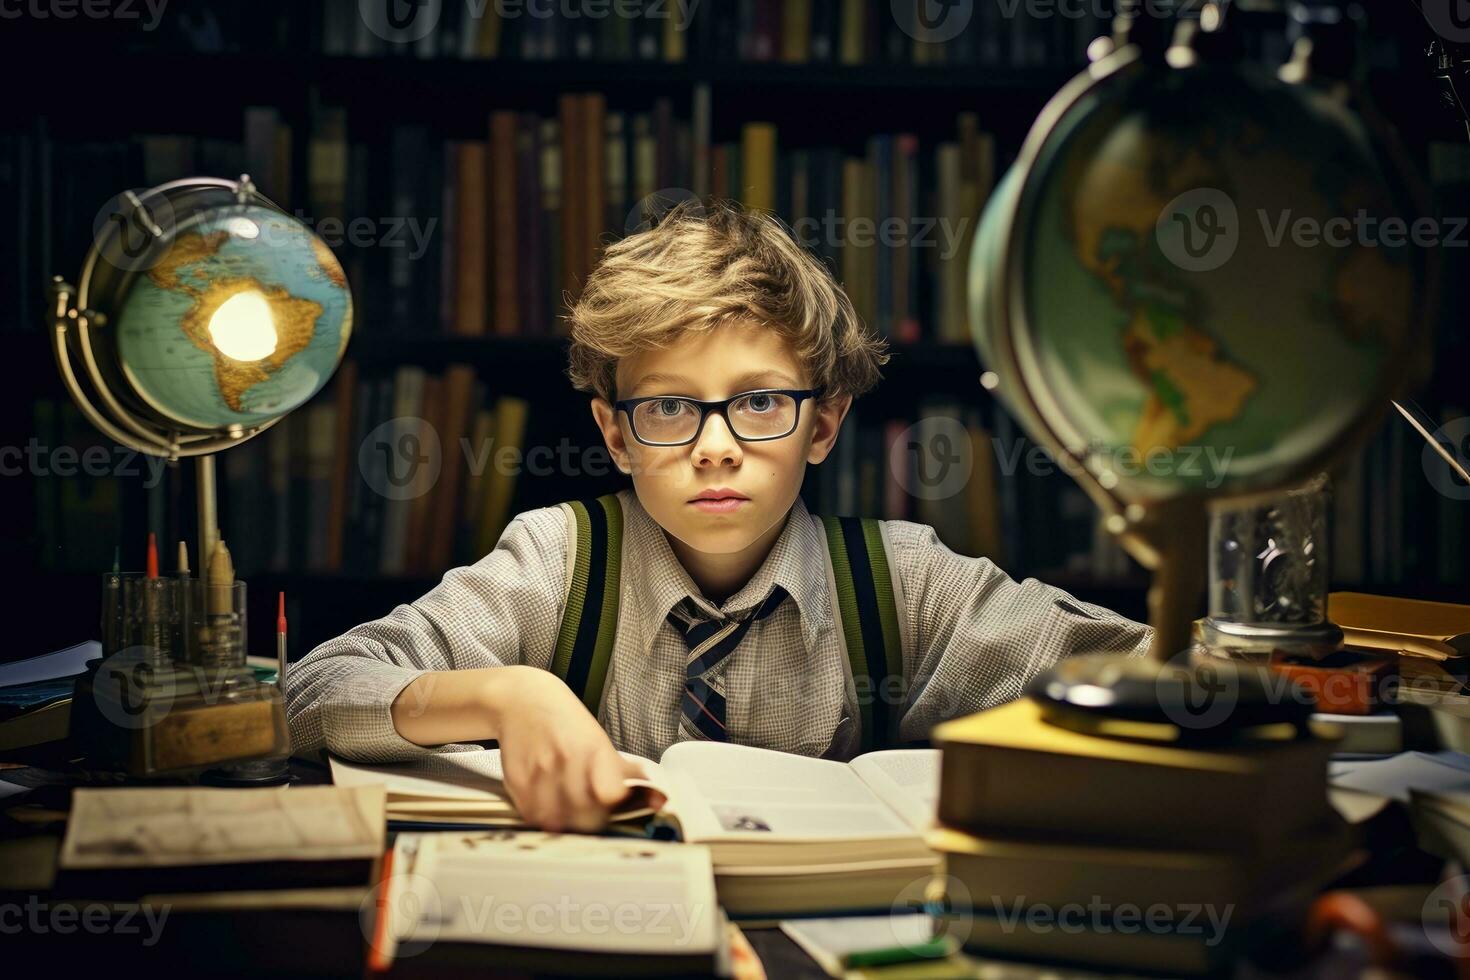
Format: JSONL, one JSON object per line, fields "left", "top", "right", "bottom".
{"left": 691, "top": 412, "right": 742, "bottom": 467}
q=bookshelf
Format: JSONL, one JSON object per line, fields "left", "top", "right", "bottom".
{"left": 5, "top": 1, "right": 1466, "bottom": 663}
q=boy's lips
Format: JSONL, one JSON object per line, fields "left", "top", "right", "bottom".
{"left": 689, "top": 497, "right": 748, "bottom": 513}
{"left": 688, "top": 490, "right": 749, "bottom": 514}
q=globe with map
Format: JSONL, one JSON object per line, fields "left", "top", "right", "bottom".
{"left": 971, "top": 54, "right": 1427, "bottom": 502}
{"left": 114, "top": 204, "right": 352, "bottom": 431}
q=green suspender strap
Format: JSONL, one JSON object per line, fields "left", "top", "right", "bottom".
{"left": 550, "top": 494, "right": 624, "bottom": 716}
{"left": 820, "top": 516, "right": 904, "bottom": 754}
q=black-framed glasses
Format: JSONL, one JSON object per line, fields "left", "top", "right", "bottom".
{"left": 613, "top": 387, "right": 825, "bottom": 447}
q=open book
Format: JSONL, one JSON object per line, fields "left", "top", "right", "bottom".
{"left": 331, "top": 742, "right": 941, "bottom": 916}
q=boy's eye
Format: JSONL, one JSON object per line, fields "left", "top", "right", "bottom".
{"left": 742, "top": 393, "right": 774, "bottom": 413}
{"left": 655, "top": 399, "right": 689, "bottom": 417}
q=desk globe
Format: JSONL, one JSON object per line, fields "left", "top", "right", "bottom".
{"left": 969, "top": 8, "right": 1432, "bottom": 737}
{"left": 50, "top": 175, "right": 353, "bottom": 777}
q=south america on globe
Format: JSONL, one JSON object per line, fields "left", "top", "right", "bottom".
{"left": 116, "top": 205, "right": 353, "bottom": 431}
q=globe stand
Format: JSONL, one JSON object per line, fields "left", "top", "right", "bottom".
{"left": 44, "top": 174, "right": 348, "bottom": 779}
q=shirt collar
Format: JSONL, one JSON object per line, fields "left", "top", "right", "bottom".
{"left": 617, "top": 488, "right": 832, "bottom": 655}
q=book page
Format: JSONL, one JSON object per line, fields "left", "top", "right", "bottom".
{"left": 329, "top": 749, "right": 663, "bottom": 822}
{"left": 331, "top": 750, "right": 507, "bottom": 801}
{"left": 394, "top": 831, "right": 720, "bottom": 956}
{"left": 848, "top": 749, "right": 940, "bottom": 832}
{"left": 655, "top": 741, "right": 916, "bottom": 842}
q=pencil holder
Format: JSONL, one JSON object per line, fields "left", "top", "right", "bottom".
{"left": 117, "top": 574, "right": 182, "bottom": 666}
{"left": 185, "top": 576, "right": 247, "bottom": 670}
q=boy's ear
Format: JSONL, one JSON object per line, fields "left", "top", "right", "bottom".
{"left": 806, "top": 394, "right": 852, "bottom": 465}
{"left": 590, "top": 397, "right": 633, "bottom": 474}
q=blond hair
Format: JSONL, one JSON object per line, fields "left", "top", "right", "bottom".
{"left": 566, "top": 198, "right": 889, "bottom": 404}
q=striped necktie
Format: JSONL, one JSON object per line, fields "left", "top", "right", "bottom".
{"left": 666, "top": 584, "right": 790, "bottom": 742}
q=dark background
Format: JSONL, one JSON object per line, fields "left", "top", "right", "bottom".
{"left": 0, "top": 0, "right": 1464, "bottom": 665}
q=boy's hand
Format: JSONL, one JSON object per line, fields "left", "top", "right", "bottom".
{"left": 488, "top": 666, "right": 646, "bottom": 833}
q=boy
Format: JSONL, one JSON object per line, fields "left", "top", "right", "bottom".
{"left": 286, "top": 201, "right": 1151, "bottom": 833}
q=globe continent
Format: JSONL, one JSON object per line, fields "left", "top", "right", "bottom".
{"left": 116, "top": 205, "right": 353, "bottom": 431}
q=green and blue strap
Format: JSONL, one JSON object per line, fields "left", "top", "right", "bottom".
{"left": 551, "top": 494, "right": 624, "bottom": 716}
{"left": 820, "top": 515, "right": 903, "bottom": 753}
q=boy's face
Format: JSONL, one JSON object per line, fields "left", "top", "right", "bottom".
{"left": 589, "top": 320, "right": 851, "bottom": 556}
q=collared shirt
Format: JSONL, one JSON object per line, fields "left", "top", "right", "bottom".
{"left": 286, "top": 488, "right": 1152, "bottom": 764}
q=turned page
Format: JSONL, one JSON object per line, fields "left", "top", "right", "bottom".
{"left": 653, "top": 741, "right": 921, "bottom": 842}
{"left": 846, "top": 749, "right": 941, "bottom": 832}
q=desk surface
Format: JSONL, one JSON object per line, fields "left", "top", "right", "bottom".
{"left": 0, "top": 747, "right": 1437, "bottom": 980}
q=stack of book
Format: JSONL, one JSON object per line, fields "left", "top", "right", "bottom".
{"left": 928, "top": 699, "right": 1355, "bottom": 974}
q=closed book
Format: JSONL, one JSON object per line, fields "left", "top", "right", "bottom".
{"left": 489, "top": 112, "right": 520, "bottom": 334}
{"left": 604, "top": 112, "right": 628, "bottom": 240}
{"left": 427, "top": 364, "right": 477, "bottom": 572}
{"left": 516, "top": 114, "right": 544, "bottom": 335}
{"left": 304, "top": 402, "right": 337, "bottom": 572}
{"left": 1328, "top": 592, "right": 1470, "bottom": 660}
{"left": 741, "top": 122, "right": 777, "bottom": 212}
{"left": 474, "top": 395, "right": 529, "bottom": 558}
{"left": 929, "top": 818, "right": 1352, "bottom": 918}
{"left": 388, "top": 127, "right": 429, "bottom": 325}
{"left": 55, "top": 786, "right": 385, "bottom": 898}
{"left": 782, "top": 0, "right": 811, "bottom": 61}
{"left": 540, "top": 119, "right": 563, "bottom": 324}
{"left": 456, "top": 403, "right": 495, "bottom": 566}
{"left": 379, "top": 367, "right": 427, "bottom": 576}
{"left": 932, "top": 699, "right": 1341, "bottom": 853}
{"left": 367, "top": 832, "right": 722, "bottom": 977}
{"left": 559, "top": 94, "right": 586, "bottom": 306}
{"left": 0, "top": 677, "right": 74, "bottom": 751}
{"left": 403, "top": 375, "right": 445, "bottom": 575}
{"left": 438, "top": 142, "right": 459, "bottom": 335}
{"left": 868, "top": 134, "right": 891, "bottom": 337}
{"left": 455, "top": 139, "right": 490, "bottom": 336}
{"left": 581, "top": 93, "right": 607, "bottom": 280}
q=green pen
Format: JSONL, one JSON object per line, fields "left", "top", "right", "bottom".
{"left": 840, "top": 935, "right": 955, "bottom": 970}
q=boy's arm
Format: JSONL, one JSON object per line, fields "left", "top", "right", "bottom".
{"left": 284, "top": 504, "right": 568, "bottom": 763}
{"left": 884, "top": 521, "right": 1152, "bottom": 742}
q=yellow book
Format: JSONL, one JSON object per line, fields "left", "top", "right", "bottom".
{"left": 474, "top": 395, "right": 528, "bottom": 558}
{"left": 839, "top": 0, "right": 865, "bottom": 64}
{"left": 782, "top": 0, "right": 812, "bottom": 62}
{"left": 741, "top": 123, "right": 777, "bottom": 212}
{"left": 932, "top": 698, "right": 1341, "bottom": 852}
{"left": 1329, "top": 591, "right": 1470, "bottom": 659}
{"left": 662, "top": 7, "right": 686, "bottom": 61}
